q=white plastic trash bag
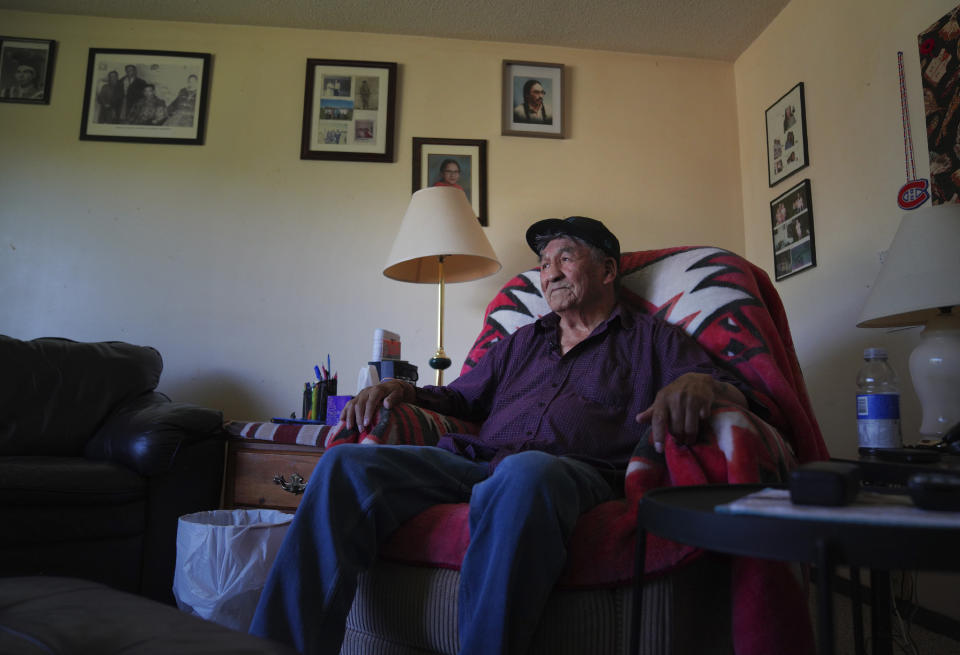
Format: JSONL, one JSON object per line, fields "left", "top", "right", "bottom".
{"left": 173, "top": 509, "right": 293, "bottom": 631}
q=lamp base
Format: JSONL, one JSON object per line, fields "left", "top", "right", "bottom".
{"left": 429, "top": 350, "right": 452, "bottom": 386}
{"left": 909, "top": 312, "right": 960, "bottom": 436}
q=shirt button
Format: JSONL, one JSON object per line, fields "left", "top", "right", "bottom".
{"left": 526, "top": 431, "right": 532, "bottom": 436}
{"left": 538, "top": 402, "right": 545, "bottom": 407}
{"left": 551, "top": 383, "right": 558, "bottom": 388}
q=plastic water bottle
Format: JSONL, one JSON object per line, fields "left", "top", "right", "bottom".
{"left": 856, "top": 348, "right": 901, "bottom": 449}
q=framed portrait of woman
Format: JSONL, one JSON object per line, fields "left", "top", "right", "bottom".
{"left": 412, "top": 137, "right": 488, "bottom": 225}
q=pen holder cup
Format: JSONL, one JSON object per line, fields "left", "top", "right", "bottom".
{"left": 316, "top": 379, "right": 337, "bottom": 423}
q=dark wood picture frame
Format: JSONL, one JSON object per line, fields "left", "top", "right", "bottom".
{"left": 771, "top": 178, "right": 816, "bottom": 281}
{"left": 501, "top": 60, "right": 565, "bottom": 139}
{"left": 79, "top": 48, "right": 211, "bottom": 145}
{"left": 300, "top": 59, "right": 397, "bottom": 162}
{"left": 0, "top": 36, "right": 56, "bottom": 104}
{"left": 765, "top": 82, "right": 809, "bottom": 187}
{"left": 412, "top": 137, "right": 488, "bottom": 225}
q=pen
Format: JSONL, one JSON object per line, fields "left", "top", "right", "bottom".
{"left": 314, "top": 365, "right": 322, "bottom": 381}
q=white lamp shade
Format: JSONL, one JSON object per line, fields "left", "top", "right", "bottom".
{"left": 857, "top": 203, "right": 960, "bottom": 328}
{"left": 384, "top": 186, "right": 501, "bottom": 283}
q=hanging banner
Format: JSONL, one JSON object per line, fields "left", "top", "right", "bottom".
{"left": 920, "top": 5, "right": 960, "bottom": 204}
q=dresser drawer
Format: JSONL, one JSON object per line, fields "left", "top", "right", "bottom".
{"left": 225, "top": 441, "right": 324, "bottom": 511}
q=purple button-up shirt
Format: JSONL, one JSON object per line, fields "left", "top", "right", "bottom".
{"left": 414, "top": 302, "right": 750, "bottom": 472}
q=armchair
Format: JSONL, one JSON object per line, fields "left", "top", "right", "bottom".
{"left": 324, "top": 247, "right": 828, "bottom": 654}
{"left": 0, "top": 335, "right": 226, "bottom": 604}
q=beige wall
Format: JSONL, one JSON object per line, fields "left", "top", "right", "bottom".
{"left": 736, "top": 0, "right": 948, "bottom": 457}
{"left": 0, "top": 10, "right": 744, "bottom": 419}
{"left": 735, "top": 0, "right": 959, "bottom": 618}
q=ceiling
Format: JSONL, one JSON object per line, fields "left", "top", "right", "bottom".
{"left": 0, "top": 0, "right": 790, "bottom": 61}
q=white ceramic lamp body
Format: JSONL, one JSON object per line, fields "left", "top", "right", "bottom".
{"left": 909, "top": 313, "right": 960, "bottom": 435}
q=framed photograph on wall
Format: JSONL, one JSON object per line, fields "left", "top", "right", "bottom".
{"left": 0, "top": 36, "right": 56, "bottom": 104}
{"left": 412, "top": 137, "right": 488, "bottom": 225}
{"left": 771, "top": 178, "right": 816, "bottom": 281}
{"left": 79, "top": 48, "right": 211, "bottom": 145}
{"left": 765, "top": 82, "right": 809, "bottom": 187}
{"left": 501, "top": 60, "right": 565, "bottom": 139}
{"left": 301, "top": 59, "right": 397, "bottom": 162}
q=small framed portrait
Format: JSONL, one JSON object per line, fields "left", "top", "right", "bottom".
{"left": 770, "top": 178, "right": 816, "bottom": 281}
{"left": 79, "top": 48, "right": 211, "bottom": 145}
{"left": 765, "top": 82, "right": 809, "bottom": 187}
{"left": 501, "top": 60, "right": 565, "bottom": 139}
{"left": 0, "top": 36, "right": 56, "bottom": 104}
{"left": 412, "top": 137, "right": 488, "bottom": 225}
{"left": 301, "top": 59, "right": 397, "bottom": 162}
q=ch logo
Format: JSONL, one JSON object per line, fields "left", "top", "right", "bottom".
{"left": 897, "top": 179, "right": 929, "bottom": 210}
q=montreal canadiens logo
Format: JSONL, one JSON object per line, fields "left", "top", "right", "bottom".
{"left": 897, "top": 179, "right": 929, "bottom": 210}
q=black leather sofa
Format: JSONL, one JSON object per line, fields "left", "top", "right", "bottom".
{"left": 0, "top": 335, "right": 226, "bottom": 604}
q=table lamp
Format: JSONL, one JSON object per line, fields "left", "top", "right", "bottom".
{"left": 384, "top": 186, "right": 501, "bottom": 385}
{"left": 857, "top": 203, "right": 960, "bottom": 437}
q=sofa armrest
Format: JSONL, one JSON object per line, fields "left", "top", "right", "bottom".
{"left": 324, "top": 402, "right": 480, "bottom": 449}
{"left": 85, "top": 392, "right": 225, "bottom": 477}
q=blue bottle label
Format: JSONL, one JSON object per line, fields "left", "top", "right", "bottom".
{"left": 856, "top": 393, "right": 900, "bottom": 419}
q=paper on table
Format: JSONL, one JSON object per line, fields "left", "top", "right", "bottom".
{"left": 716, "top": 487, "right": 960, "bottom": 528}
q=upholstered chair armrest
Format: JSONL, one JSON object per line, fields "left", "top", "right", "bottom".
{"left": 85, "top": 392, "right": 225, "bottom": 477}
{"left": 625, "top": 403, "right": 799, "bottom": 505}
{"left": 324, "top": 402, "right": 480, "bottom": 449}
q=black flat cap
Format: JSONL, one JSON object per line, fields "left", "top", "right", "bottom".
{"left": 526, "top": 216, "right": 620, "bottom": 262}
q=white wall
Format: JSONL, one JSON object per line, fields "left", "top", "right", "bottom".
{"left": 735, "top": 0, "right": 959, "bottom": 620}
{"left": 0, "top": 10, "right": 744, "bottom": 421}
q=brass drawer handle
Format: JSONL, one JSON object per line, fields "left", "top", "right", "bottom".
{"left": 273, "top": 472, "right": 307, "bottom": 495}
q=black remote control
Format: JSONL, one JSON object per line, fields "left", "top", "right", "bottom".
{"left": 908, "top": 473, "right": 960, "bottom": 511}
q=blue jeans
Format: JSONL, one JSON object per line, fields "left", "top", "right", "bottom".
{"left": 249, "top": 444, "right": 613, "bottom": 655}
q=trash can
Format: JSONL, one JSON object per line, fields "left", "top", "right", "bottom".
{"left": 173, "top": 509, "right": 293, "bottom": 631}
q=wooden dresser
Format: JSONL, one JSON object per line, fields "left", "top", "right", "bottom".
{"left": 223, "top": 433, "right": 327, "bottom": 512}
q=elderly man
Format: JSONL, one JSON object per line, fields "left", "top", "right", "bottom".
{"left": 250, "top": 216, "right": 757, "bottom": 655}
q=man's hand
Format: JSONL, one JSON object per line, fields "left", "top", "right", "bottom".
{"left": 635, "top": 373, "right": 746, "bottom": 454}
{"left": 341, "top": 379, "right": 414, "bottom": 430}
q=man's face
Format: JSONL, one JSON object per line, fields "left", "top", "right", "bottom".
{"left": 143, "top": 86, "right": 155, "bottom": 98}
{"left": 526, "top": 83, "right": 545, "bottom": 110}
{"left": 125, "top": 66, "right": 137, "bottom": 78}
{"left": 14, "top": 66, "right": 36, "bottom": 86}
{"left": 539, "top": 237, "right": 611, "bottom": 313}
{"left": 441, "top": 163, "right": 460, "bottom": 185}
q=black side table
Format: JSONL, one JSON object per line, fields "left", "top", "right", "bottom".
{"left": 631, "top": 484, "right": 960, "bottom": 655}
{"left": 833, "top": 452, "right": 960, "bottom": 486}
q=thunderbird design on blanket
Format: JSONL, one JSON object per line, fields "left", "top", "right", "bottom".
{"left": 322, "top": 246, "right": 827, "bottom": 655}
